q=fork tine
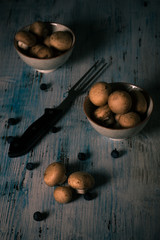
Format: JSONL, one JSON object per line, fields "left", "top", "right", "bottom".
{"left": 70, "top": 60, "right": 101, "bottom": 92}
{"left": 77, "top": 60, "right": 112, "bottom": 93}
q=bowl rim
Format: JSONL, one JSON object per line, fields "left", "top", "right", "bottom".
{"left": 14, "top": 22, "right": 76, "bottom": 61}
{"left": 83, "top": 82, "right": 154, "bottom": 132}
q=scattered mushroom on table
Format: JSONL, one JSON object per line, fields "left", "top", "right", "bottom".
{"left": 68, "top": 171, "right": 95, "bottom": 194}
{"left": 44, "top": 162, "right": 67, "bottom": 187}
{"left": 53, "top": 186, "right": 73, "bottom": 204}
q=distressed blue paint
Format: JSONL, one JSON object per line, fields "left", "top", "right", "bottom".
{"left": 0, "top": 0, "right": 160, "bottom": 239}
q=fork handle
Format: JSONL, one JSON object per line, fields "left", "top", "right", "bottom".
{"left": 8, "top": 108, "right": 63, "bottom": 158}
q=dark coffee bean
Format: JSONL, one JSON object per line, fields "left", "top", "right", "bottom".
{"left": 26, "top": 162, "right": 40, "bottom": 170}
{"left": 40, "top": 83, "right": 48, "bottom": 90}
{"left": 26, "top": 162, "right": 35, "bottom": 170}
{"left": 78, "top": 152, "right": 86, "bottom": 161}
{"left": 33, "top": 211, "right": 44, "bottom": 221}
{"left": 84, "top": 192, "right": 97, "bottom": 201}
{"left": 8, "top": 118, "right": 18, "bottom": 125}
{"left": 111, "top": 149, "right": 120, "bottom": 158}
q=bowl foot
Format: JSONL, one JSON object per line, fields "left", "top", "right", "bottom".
{"left": 36, "top": 69, "right": 56, "bottom": 73}
{"left": 109, "top": 138, "right": 125, "bottom": 141}
{"left": 103, "top": 136, "right": 127, "bottom": 141}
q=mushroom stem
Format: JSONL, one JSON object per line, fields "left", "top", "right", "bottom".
{"left": 76, "top": 189, "right": 88, "bottom": 194}
{"left": 18, "top": 41, "right": 29, "bottom": 50}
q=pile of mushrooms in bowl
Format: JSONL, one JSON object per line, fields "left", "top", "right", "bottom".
{"left": 14, "top": 21, "right": 75, "bottom": 73}
{"left": 83, "top": 82, "right": 153, "bottom": 140}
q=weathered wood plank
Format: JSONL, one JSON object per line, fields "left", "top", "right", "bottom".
{"left": 0, "top": 0, "right": 160, "bottom": 240}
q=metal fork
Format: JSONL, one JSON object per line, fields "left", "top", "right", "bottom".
{"left": 8, "top": 59, "right": 112, "bottom": 158}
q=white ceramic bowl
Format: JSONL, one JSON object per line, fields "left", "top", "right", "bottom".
{"left": 14, "top": 22, "right": 75, "bottom": 73}
{"left": 83, "top": 82, "right": 153, "bottom": 140}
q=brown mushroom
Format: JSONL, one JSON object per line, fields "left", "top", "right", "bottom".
{"left": 131, "top": 90, "right": 147, "bottom": 114}
{"left": 29, "top": 21, "right": 49, "bottom": 38}
{"left": 30, "top": 44, "right": 43, "bottom": 56}
{"left": 68, "top": 171, "right": 95, "bottom": 194}
{"left": 15, "top": 31, "right": 37, "bottom": 50}
{"left": 89, "top": 82, "right": 112, "bottom": 107}
{"left": 30, "top": 44, "right": 53, "bottom": 58}
{"left": 44, "top": 162, "right": 67, "bottom": 187}
{"left": 43, "top": 35, "right": 51, "bottom": 47}
{"left": 50, "top": 31, "right": 73, "bottom": 51}
{"left": 108, "top": 90, "right": 132, "bottom": 114}
{"left": 118, "top": 112, "right": 141, "bottom": 128}
{"left": 93, "top": 104, "right": 115, "bottom": 126}
{"left": 53, "top": 186, "right": 73, "bottom": 203}
{"left": 36, "top": 46, "right": 53, "bottom": 59}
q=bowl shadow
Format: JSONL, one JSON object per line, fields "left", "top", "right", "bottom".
{"left": 142, "top": 79, "right": 160, "bottom": 135}
{"left": 68, "top": 18, "right": 119, "bottom": 66}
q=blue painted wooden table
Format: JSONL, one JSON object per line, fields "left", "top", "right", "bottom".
{"left": 0, "top": 0, "right": 160, "bottom": 239}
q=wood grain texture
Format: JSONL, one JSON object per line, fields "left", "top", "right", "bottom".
{"left": 0, "top": 0, "right": 160, "bottom": 239}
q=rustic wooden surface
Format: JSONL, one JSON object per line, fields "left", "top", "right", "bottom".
{"left": 0, "top": 0, "right": 160, "bottom": 239}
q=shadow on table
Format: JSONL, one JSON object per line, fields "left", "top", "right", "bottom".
{"left": 68, "top": 17, "right": 119, "bottom": 66}
{"left": 142, "top": 79, "right": 160, "bottom": 136}
{"left": 65, "top": 161, "right": 111, "bottom": 189}
{"left": 92, "top": 170, "right": 112, "bottom": 189}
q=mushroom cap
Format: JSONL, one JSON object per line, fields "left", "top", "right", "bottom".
{"left": 94, "top": 104, "right": 115, "bottom": 126}
{"left": 15, "top": 31, "right": 37, "bottom": 47}
{"left": 131, "top": 90, "right": 147, "bottom": 114}
{"left": 118, "top": 112, "right": 141, "bottom": 128}
{"left": 50, "top": 31, "right": 73, "bottom": 51}
{"left": 108, "top": 90, "right": 132, "bottom": 114}
{"left": 89, "top": 82, "right": 112, "bottom": 106}
{"left": 30, "top": 44, "right": 53, "bottom": 58}
{"left": 35, "top": 46, "right": 53, "bottom": 59}
{"left": 44, "top": 162, "right": 67, "bottom": 187}
{"left": 30, "top": 44, "right": 44, "bottom": 56}
{"left": 53, "top": 186, "right": 73, "bottom": 203}
{"left": 68, "top": 171, "right": 95, "bottom": 192}
{"left": 29, "top": 21, "right": 49, "bottom": 38}
{"left": 43, "top": 35, "right": 51, "bottom": 47}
